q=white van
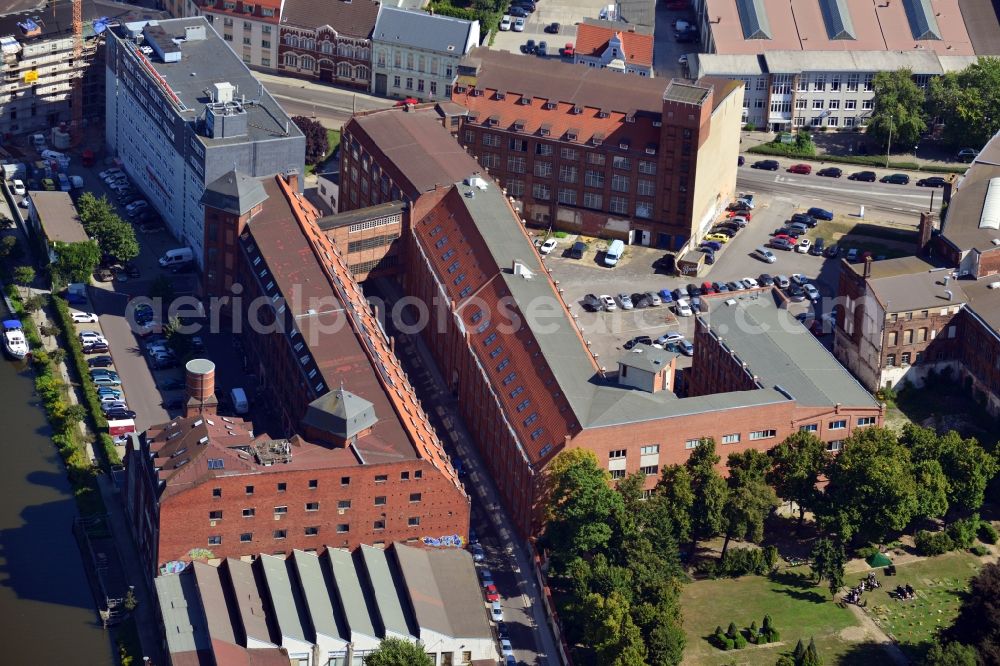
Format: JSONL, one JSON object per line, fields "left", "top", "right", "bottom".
{"left": 230, "top": 387, "right": 249, "bottom": 414}
{"left": 604, "top": 239, "right": 625, "bottom": 267}
{"left": 159, "top": 247, "right": 194, "bottom": 268}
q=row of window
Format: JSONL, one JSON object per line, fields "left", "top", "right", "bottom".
{"left": 208, "top": 494, "right": 422, "bottom": 519}
{"left": 283, "top": 53, "right": 369, "bottom": 79}
{"left": 209, "top": 470, "right": 424, "bottom": 497}
{"left": 376, "top": 50, "right": 454, "bottom": 78}
{"left": 744, "top": 73, "right": 875, "bottom": 94}
{"left": 206, "top": 517, "right": 423, "bottom": 545}
{"left": 283, "top": 35, "right": 369, "bottom": 59}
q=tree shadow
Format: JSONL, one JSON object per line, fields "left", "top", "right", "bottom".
{"left": 776, "top": 587, "right": 829, "bottom": 604}
{"left": 769, "top": 569, "right": 817, "bottom": 590}
{"left": 835, "top": 641, "right": 899, "bottom": 665}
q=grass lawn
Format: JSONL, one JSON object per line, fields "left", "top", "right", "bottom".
{"left": 809, "top": 218, "right": 916, "bottom": 260}
{"left": 681, "top": 567, "right": 864, "bottom": 665}
{"left": 863, "top": 552, "right": 981, "bottom": 661}
{"left": 884, "top": 377, "right": 1000, "bottom": 446}
{"left": 305, "top": 129, "right": 341, "bottom": 175}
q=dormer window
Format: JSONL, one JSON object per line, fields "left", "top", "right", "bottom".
{"left": 513, "top": 118, "right": 525, "bottom": 131}
{"left": 566, "top": 128, "right": 579, "bottom": 141}
{"left": 625, "top": 113, "right": 636, "bottom": 123}
{"left": 544, "top": 101, "right": 556, "bottom": 110}
{"left": 454, "top": 85, "right": 466, "bottom": 94}
{"left": 646, "top": 143, "right": 658, "bottom": 155}
{"left": 519, "top": 96, "right": 533, "bottom": 106}
{"left": 539, "top": 123, "right": 551, "bottom": 136}
{"left": 495, "top": 91, "right": 506, "bottom": 100}
{"left": 487, "top": 115, "right": 500, "bottom": 126}
{"left": 471, "top": 88, "right": 483, "bottom": 97}
{"left": 619, "top": 140, "right": 630, "bottom": 150}
{"left": 571, "top": 105, "right": 583, "bottom": 115}
{"left": 592, "top": 133, "right": 605, "bottom": 146}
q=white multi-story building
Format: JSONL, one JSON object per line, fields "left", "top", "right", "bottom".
{"left": 370, "top": 7, "right": 478, "bottom": 101}
{"left": 104, "top": 18, "right": 304, "bottom": 263}
{"left": 691, "top": 51, "right": 977, "bottom": 132}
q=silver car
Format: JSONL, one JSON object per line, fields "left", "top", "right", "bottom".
{"left": 617, "top": 293, "right": 634, "bottom": 310}
{"left": 645, "top": 291, "right": 662, "bottom": 306}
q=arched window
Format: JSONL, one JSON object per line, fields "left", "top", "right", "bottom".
{"left": 355, "top": 65, "right": 369, "bottom": 80}
{"left": 305, "top": 38, "right": 315, "bottom": 50}
{"left": 284, "top": 53, "right": 298, "bottom": 67}
{"left": 285, "top": 34, "right": 299, "bottom": 47}
{"left": 359, "top": 47, "right": 369, "bottom": 61}
{"left": 337, "top": 62, "right": 352, "bottom": 77}
{"left": 321, "top": 40, "right": 333, "bottom": 54}
{"left": 301, "top": 56, "right": 315, "bottom": 70}
{"left": 338, "top": 42, "right": 349, "bottom": 57}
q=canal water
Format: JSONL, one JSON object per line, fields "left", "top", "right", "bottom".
{"left": 0, "top": 349, "right": 113, "bottom": 662}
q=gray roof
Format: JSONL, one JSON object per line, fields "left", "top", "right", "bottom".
{"left": 155, "top": 571, "right": 213, "bottom": 660}
{"left": 202, "top": 170, "right": 269, "bottom": 215}
{"left": 903, "top": 0, "right": 942, "bottom": 40}
{"left": 226, "top": 558, "right": 275, "bottom": 646}
{"left": 193, "top": 561, "right": 239, "bottom": 645}
{"left": 615, "top": 0, "right": 656, "bottom": 27}
{"left": 393, "top": 543, "right": 493, "bottom": 640}
{"left": 618, "top": 344, "right": 675, "bottom": 373}
{"left": 30, "top": 191, "right": 89, "bottom": 245}
{"left": 300, "top": 387, "right": 378, "bottom": 442}
{"left": 449, "top": 179, "right": 812, "bottom": 431}
{"left": 291, "top": 550, "right": 347, "bottom": 643}
{"left": 703, "top": 295, "right": 879, "bottom": 408}
{"left": 736, "top": 0, "right": 772, "bottom": 39}
{"left": 692, "top": 53, "right": 766, "bottom": 77}
{"left": 358, "top": 545, "right": 412, "bottom": 638}
{"left": 110, "top": 17, "right": 303, "bottom": 147}
{"left": 373, "top": 7, "right": 477, "bottom": 54}
{"left": 762, "top": 49, "right": 946, "bottom": 74}
{"left": 864, "top": 261, "right": 966, "bottom": 312}
{"left": 818, "top": 0, "right": 856, "bottom": 40}
{"left": 942, "top": 131, "right": 1000, "bottom": 252}
{"left": 325, "top": 549, "right": 378, "bottom": 638}
{"left": 317, "top": 201, "right": 406, "bottom": 231}
{"left": 259, "top": 555, "right": 309, "bottom": 644}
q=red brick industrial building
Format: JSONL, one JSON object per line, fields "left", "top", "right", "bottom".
{"left": 125, "top": 174, "right": 469, "bottom": 575}
{"left": 449, "top": 48, "right": 744, "bottom": 250}
{"left": 399, "top": 175, "right": 881, "bottom": 535}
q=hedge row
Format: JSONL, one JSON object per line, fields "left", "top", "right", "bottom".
{"left": 747, "top": 143, "right": 968, "bottom": 174}
{"left": 5, "top": 285, "right": 105, "bottom": 515}
{"left": 50, "top": 294, "right": 120, "bottom": 467}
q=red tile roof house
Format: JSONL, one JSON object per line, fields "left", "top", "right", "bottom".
{"left": 573, "top": 19, "right": 655, "bottom": 77}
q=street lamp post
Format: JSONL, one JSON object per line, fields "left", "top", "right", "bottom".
{"left": 886, "top": 114, "right": 893, "bottom": 169}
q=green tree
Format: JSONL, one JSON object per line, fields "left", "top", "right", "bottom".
{"left": 12, "top": 265, "right": 35, "bottom": 288}
{"left": 823, "top": 427, "right": 918, "bottom": 543}
{"left": 292, "top": 115, "right": 330, "bottom": 165}
{"left": 923, "top": 641, "right": 979, "bottom": 666}
{"left": 720, "top": 450, "right": 779, "bottom": 557}
{"left": 92, "top": 217, "right": 139, "bottom": 265}
{"left": 903, "top": 425, "right": 998, "bottom": 513}
{"left": 801, "top": 637, "right": 823, "bottom": 666}
{"left": 913, "top": 459, "right": 950, "bottom": 519}
{"left": 768, "top": 431, "right": 831, "bottom": 525}
{"left": 0, "top": 235, "right": 20, "bottom": 261}
{"left": 867, "top": 69, "right": 927, "bottom": 150}
{"left": 62, "top": 403, "right": 87, "bottom": 426}
{"left": 947, "top": 562, "right": 1000, "bottom": 663}
{"left": 809, "top": 538, "right": 846, "bottom": 596}
{"left": 632, "top": 600, "right": 685, "bottom": 665}
{"left": 76, "top": 192, "right": 118, "bottom": 234}
{"left": 928, "top": 57, "right": 1000, "bottom": 149}
{"left": 363, "top": 637, "right": 434, "bottom": 666}
{"left": 654, "top": 464, "right": 695, "bottom": 543}
{"left": 686, "top": 439, "right": 728, "bottom": 548}
{"left": 164, "top": 317, "right": 195, "bottom": 364}
{"left": 542, "top": 449, "right": 624, "bottom": 572}
{"left": 52, "top": 240, "right": 101, "bottom": 285}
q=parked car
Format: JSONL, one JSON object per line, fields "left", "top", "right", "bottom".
{"left": 712, "top": 281, "right": 730, "bottom": 292}
{"left": 519, "top": 39, "right": 535, "bottom": 54}
{"left": 751, "top": 159, "right": 780, "bottom": 170}
{"left": 544, "top": 21, "right": 560, "bottom": 33}
{"left": 810, "top": 237, "right": 826, "bottom": 256}
{"left": 617, "top": 293, "right": 634, "bottom": 310}
{"left": 729, "top": 215, "right": 750, "bottom": 227}
{"left": 824, "top": 243, "right": 840, "bottom": 258}
{"left": 674, "top": 299, "right": 693, "bottom": 317}
{"left": 769, "top": 237, "right": 795, "bottom": 251}
{"left": 704, "top": 233, "right": 730, "bottom": 244}
{"left": 105, "top": 408, "right": 137, "bottom": 420}
{"left": 11, "top": 179, "right": 25, "bottom": 195}
{"left": 90, "top": 369, "right": 120, "bottom": 380}
{"left": 753, "top": 247, "right": 777, "bottom": 263}
{"left": 880, "top": 173, "right": 910, "bottom": 185}
{"left": 773, "top": 227, "right": 803, "bottom": 238}
{"left": 582, "top": 293, "right": 602, "bottom": 312}
{"left": 787, "top": 284, "right": 806, "bottom": 301}
{"left": 500, "top": 638, "right": 514, "bottom": 658}
{"left": 87, "top": 355, "right": 114, "bottom": 368}
{"left": 774, "top": 274, "right": 791, "bottom": 289}
{"left": 600, "top": 294, "right": 617, "bottom": 311}
{"left": 700, "top": 240, "right": 722, "bottom": 252}
{"left": 788, "top": 163, "right": 812, "bottom": 174}
{"left": 98, "top": 394, "right": 124, "bottom": 404}
{"left": 83, "top": 342, "right": 109, "bottom": 354}
{"left": 71, "top": 311, "right": 98, "bottom": 323}
{"left": 567, "top": 241, "right": 587, "bottom": 259}
{"left": 686, "top": 283, "right": 702, "bottom": 297}
{"left": 101, "top": 401, "right": 129, "bottom": 413}
{"left": 758, "top": 274, "right": 775, "bottom": 286}
{"left": 741, "top": 277, "right": 759, "bottom": 289}
{"left": 79, "top": 330, "right": 107, "bottom": 343}
{"left": 631, "top": 292, "right": 651, "bottom": 308}
{"left": 623, "top": 335, "right": 653, "bottom": 350}
{"left": 538, "top": 238, "right": 557, "bottom": 255}
{"left": 535, "top": 40, "right": 547, "bottom": 55}
{"left": 796, "top": 238, "right": 812, "bottom": 254}
{"left": 817, "top": 167, "right": 842, "bottom": 178}
{"left": 957, "top": 148, "right": 978, "bottom": 162}
{"left": 645, "top": 291, "right": 661, "bottom": 306}
{"left": 559, "top": 42, "right": 575, "bottom": 57}
{"left": 491, "top": 602, "right": 504, "bottom": 622}
{"left": 725, "top": 281, "right": 742, "bottom": 292}
{"left": 848, "top": 170, "right": 877, "bottom": 182}
{"left": 846, "top": 248, "right": 859, "bottom": 262}
{"left": 471, "top": 543, "right": 485, "bottom": 562}
{"left": 790, "top": 213, "right": 818, "bottom": 227}
{"left": 92, "top": 376, "right": 122, "bottom": 387}
{"left": 804, "top": 284, "right": 821, "bottom": 301}
{"left": 499, "top": 14, "right": 512, "bottom": 30}
{"left": 658, "top": 289, "right": 674, "bottom": 304}
{"left": 806, "top": 207, "right": 834, "bottom": 221}
{"left": 917, "top": 176, "right": 948, "bottom": 188}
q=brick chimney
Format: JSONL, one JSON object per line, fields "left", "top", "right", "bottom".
{"left": 917, "top": 211, "right": 937, "bottom": 257}
{"left": 184, "top": 358, "right": 219, "bottom": 417}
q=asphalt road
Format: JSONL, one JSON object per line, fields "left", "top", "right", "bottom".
{"left": 253, "top": 71, "right": 394, "bottom": 128}
{"left": 737, "top": 161, "right": 944, "bottom": 218}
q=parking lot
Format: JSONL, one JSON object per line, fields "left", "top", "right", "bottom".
{"left": 538, "top": 191, "right": 848, "bottom": 376}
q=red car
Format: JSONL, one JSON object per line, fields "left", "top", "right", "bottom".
{"left": 788, "top": 163, "right": 812, "bottom": 174}
{"left": 727, "top": 210, "right": 752, "bottom": 220}
{"left": 772, "top": 234, "right": 798, "bottom": 245}
{"left": 484, "top": 584, "right": 500, "bottom": 603}
{"left": 701, "top": 281, "right": 716, "bottom": 294}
